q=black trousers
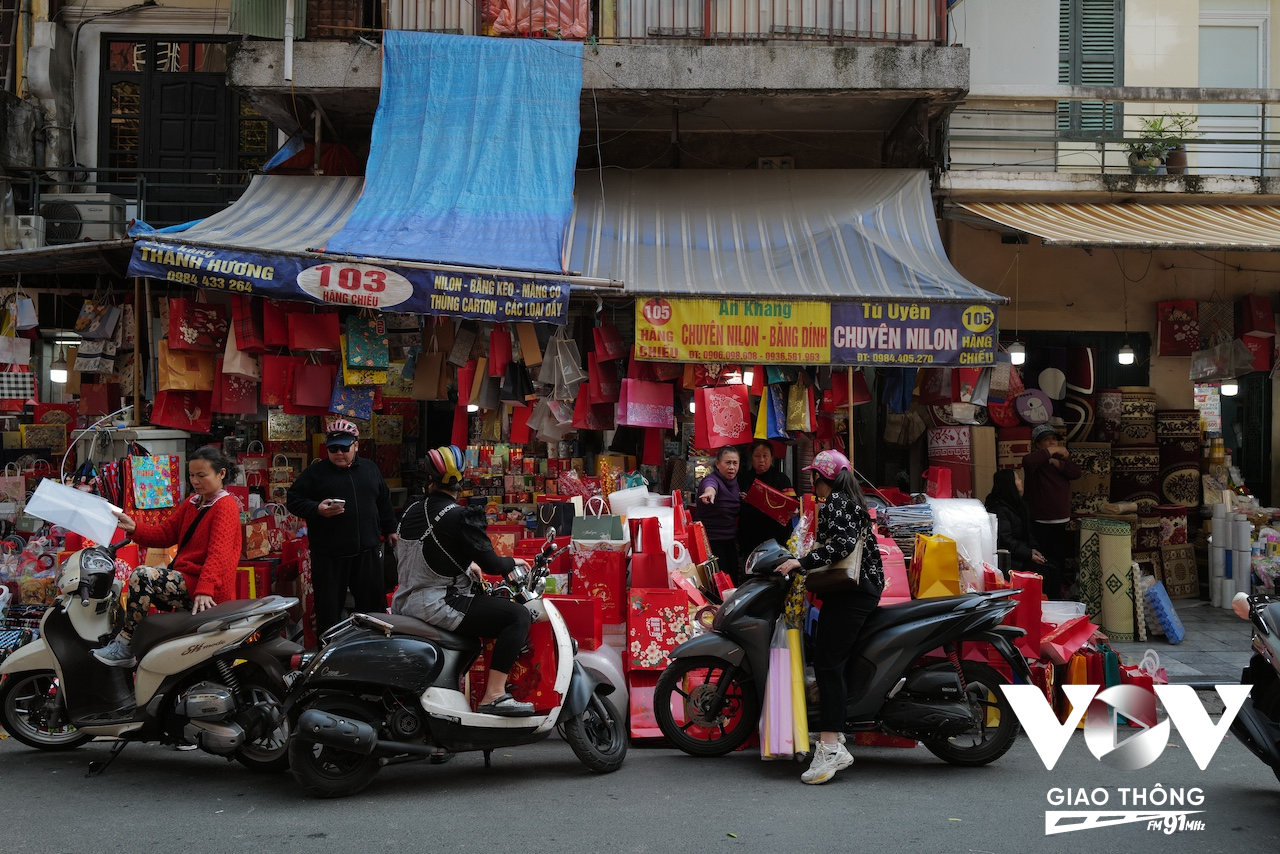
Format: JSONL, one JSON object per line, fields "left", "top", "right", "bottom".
{"left": 1031, "top": 522, "right": 1068, "bottom": 600}
{"left": 312, "top": 548, "right": 387, "bottom": 636}
{"left": 710, "top": 538, "right": 741, "bottom": 584}
{"left": 456, "top": 594, "right": 532, "bottom": 674}
{"left": 813, "top": 586, "right": 882, "bottom": 733}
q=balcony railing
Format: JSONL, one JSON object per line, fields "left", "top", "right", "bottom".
{"left": 365, "top": 0, "right": 947, "bottom": 44}
{"left": 948, "top": 87, "right": 1280, "bottom": 179}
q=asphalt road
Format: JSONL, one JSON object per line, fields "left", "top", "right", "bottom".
{"left": 2, "top": 718, "right": 1277, "bottom": 854}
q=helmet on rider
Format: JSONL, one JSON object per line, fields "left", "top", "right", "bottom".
{"left": 802, "top": 449, "right": 852, "bottom": 483}
{"left": 427, "top": 444, "right": 465, "bottom": 487}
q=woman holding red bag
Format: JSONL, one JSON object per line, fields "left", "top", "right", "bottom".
{"left": 737, "top": 440, "right": 796, "bottom": 559}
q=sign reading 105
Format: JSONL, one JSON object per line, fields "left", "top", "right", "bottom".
{"left": 642, "top": 298, "right": 673, "bottom": 326}
{"left": 962, "top": 305, "right": 996, "bottom": 334}
{"left": 298, "top": 263, "right": 412, "bottom": 309}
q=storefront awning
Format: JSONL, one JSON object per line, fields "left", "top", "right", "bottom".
{"left": 0, "top": 239, "right": 134, "bottom": 277}
{"left": 960, "top": 201, "right": 1280, "bottom": 250}
{"left": 567, "top": 170, "right": 1003, "bottom": 305}
{"left": 172, "top": 174, "right": 365, "bottom": 251}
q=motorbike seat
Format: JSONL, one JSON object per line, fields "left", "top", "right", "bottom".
{"left": 857, "top": 595, "right": 971, "bottom": 638}
{"left": 131, "top": 598, "right": 283, "bottom": 660}
{"left": 380, "top": 613, "right": 480, "bottom": 653}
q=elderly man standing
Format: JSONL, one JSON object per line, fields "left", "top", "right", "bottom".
{"left": 1021, "top": 423, "right": 1081, "bottom": 600}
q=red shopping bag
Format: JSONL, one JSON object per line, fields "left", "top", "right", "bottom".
{"left": 213, "top": 360, "right": 259, "bottom": 415}
{"left": 545, "top": 595, "right": 604, "bottom": 651}
{"left": 291, "top": 363, "right": 337, "bottom": 409}
{"left": 167, "top": 298, "right": 229, "bottom": 353}
{"left": 1040, "top": 615, "right": 1098, "bottom": 665}
{"left": 230, "top": 294, "right": 267, "bottom": 354}
{"left": 259, "top": 354, "right": 300, "bottom": 406}
{"left": 593, "top": 323, "right": 628, "bottom": 362}
{"left": 573, "top": 547, "right": 626, "bottom": 624}
{"left": 288, "top": 310, "right": 341, "bottom": 352}
{"left": 488, "top": 326, "right": 512, "bottom": 378}
{"left": 587, "top": 351, "right": 620, "bottom": 404}
{"left": 924, "top": 466, "right": 953, "bottom": 499}
{"left": 627, "top": 588, "right": 692, "bottom": 671}
{"left": 262, "top": 299, "right": 295, "bottom": 348}
{"left": 151, "top": 390, "right": 213, "bottom": 433}
{"left": 742, "top": 478, "right": 799, "bottom": 525}
{"left": 693, "top": 385, "right": 752, "bottom": 450}
{"left": 1007, "top": 570, "right": 1043, "bottom": 660}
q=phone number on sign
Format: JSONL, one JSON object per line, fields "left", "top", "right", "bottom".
{"left": 684, "top": 350, "right": 824, "bottom": 363}
{"left": 851, "top": 352, "right": 936, "bottom": 364}
{"left": 165, "top": 271, "right": 255, "bottom": 293}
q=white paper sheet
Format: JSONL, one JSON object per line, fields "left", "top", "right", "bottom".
{"left": 25, "top": 479, "right": 123, "bottom": 546}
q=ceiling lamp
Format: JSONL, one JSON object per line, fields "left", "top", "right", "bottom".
{"left": 1007, "top": 341, "right": 1026, "bottom": 366}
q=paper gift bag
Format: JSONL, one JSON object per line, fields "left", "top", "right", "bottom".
{"left": 909, "top": 533, "right": 962, "bottom": 599}
{"left": 516, "top": 322, "right": 543, "bottom": 368}
{"left": 627, "top": 588, "right": 694, "bottom": 671}
{"left": 259, "top": 354, "right": 298, "bottom": 406}
{"left": 1007, "top": 570, "right": 1044, "bottom": 660}
{"left": 213, "top": 364, "right": 259, "bottom": 415}
{"left": 1041, "top": 614, "right": 1098, "bottom": 665}
{"left": 693, "top": 385, "right": 752, "bottom": 450}
{"left": 329, "top": 375, "right": 376, "bottom": 421}
{"left": 340, "top": 336, "right": 387, "bottom": 386}
{"left": 158, "top": 341, "right": 215, "bottom": 392}
{"left": 447, "top": 320, "right": 478, "bottom": 367}
{"left": 78, "top": 382, "right": 120, "bottom": 416}
{"left": 587, "top": 351, "right": 620, "bottom": 404}
{"left": 616, "top": 379, "right": 675, "bottom": 430}
{"left": 0, "top": 334, "right": 31, "bottom": 366}
{"left": 1157, "top": 299, "right": 1198, "bottom": 357}
{"left": 222, "top": 323, "right": 261, "bottom": 380}
{"left": 488, "top": 326, "right": 512, "bottom": 378}
{"left": 572, "top": 500, "right": 624, "bottom": 542}
{"left": 573, "top": 547, "right": 626, "bottom": 623}
{"left": 228, "top": 294, "right": 266, "bottom": 353}
{"left": 1238, "top": 293, "right": 1275, "bottom": 338}
{"left": 292, "top": 362, "right": 337, "bottom": 409}
{"left": 167, "top": 298, "right": 228, "bottom": 352}
{"left": 785, "top": 383, "right": 813, "bottom": 432}
{"left": 244, "top": 518, "right": 272, "bottom": 559}
{"left": 923, "top": 466, "right": 953, "bottom": 499}
{"left": 151, "top": 390, "right": 213, "bottom": 433}
{"left": 129, "top": 454, "right": 179, "bottom": 510}
{"left": 261, "top": 299, "right": 295, "bottom": 348}
{"left": 346, "top": 314, "right": 390, "bottom": 369}
{"left": 535, "top": 499, "right": 576, "bottom": 538}
{"left": 74, "top": 301, "right": 122, "bottom": 340}
{"left": 288, "top": 310, "right": 341, "bottom": 352}
{"left": 593, "top": 323, "right": 628, "bottom": 362}
{"left": 410, "top": 349, "right": 448, "bottom": 401}
{"left": 10, "top": 295, "right": 37, "bottom": 330}
{"left": 742, "top": 478, "right": 799, "bottom": 526}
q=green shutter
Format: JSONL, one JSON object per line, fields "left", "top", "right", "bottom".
{"left": 1058, "top": 0, "right": 1122, "bottom": 134}
{"left": 229, "top": 0, "right": 308, "bottom": 40}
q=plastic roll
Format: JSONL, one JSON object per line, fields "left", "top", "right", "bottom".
{"left": 1235, "top": 549, "right": 1251, "bottom": 597}
{"left": 787, "top": 628, "right": 809, "bottom": 752}
{"left": 1213, "top": 502, "right": 1227, "bottom": 521}
{"left": 1217, "top": 519, "right": 1233, "bottom": 552}
{"left": 1210, "top": 576, "right": 1221, "bottom": 607}
{"left": 1210, "top": 545, "right": 1226, "bottom": 579}
{"left": 1220, "top": 578, "right": 1236, "bottom": 610}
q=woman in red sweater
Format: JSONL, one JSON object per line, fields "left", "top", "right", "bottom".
{"left": 93, "top": 446, "right": 243, "bottom": 668}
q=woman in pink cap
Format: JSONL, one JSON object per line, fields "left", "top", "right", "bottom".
{"left": 776, "top": 449, "right": 884, "bottom": 785}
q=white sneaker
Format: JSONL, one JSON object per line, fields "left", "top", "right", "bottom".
{"left": 801, "top": 741, "right": 854, "bottom": 785}
{"left": 92, "top": 635, "right": 136, "bottom": 668}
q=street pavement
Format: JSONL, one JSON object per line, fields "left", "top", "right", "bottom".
{"left": 1109, "top": 596, "right": 1254, "bottom": 683}
{"left": 2, "top": 709, "right": 1277, "bottom": 854}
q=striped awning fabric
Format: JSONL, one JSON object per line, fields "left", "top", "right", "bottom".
{"left": 960, "top": 201, "right": 1280, "bottom": 249}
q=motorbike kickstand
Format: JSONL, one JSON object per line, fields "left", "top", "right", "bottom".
{"left": 86, "top": 739, "right": 129, "bottom": 777}
{"left": 483, "top": 748, "right": 492, "bottom": 768}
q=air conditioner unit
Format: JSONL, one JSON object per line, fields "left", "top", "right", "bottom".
{"left": 16, "top": 215, "right": 45, "bottom": 250}
{"left": 38, "top": 193, "right": 126, "bottom": 243}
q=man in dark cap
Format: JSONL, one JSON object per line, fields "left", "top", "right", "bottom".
{"left": 1021, "top": 423, "right": 1081, "bottom": 599}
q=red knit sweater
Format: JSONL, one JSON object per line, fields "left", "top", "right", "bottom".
{"left": 132, "top": 492, "right": 242, "bottom": 601}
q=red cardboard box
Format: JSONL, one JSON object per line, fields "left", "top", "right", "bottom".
{"left": 546, "top": 595, "right": 603, "bottom": 651}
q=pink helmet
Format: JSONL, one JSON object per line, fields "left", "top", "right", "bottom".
{"left": 803, "top": 449, "right": 852, "bottom": 482}
{"left": 325, "top": 419, "right": 360, "bottom": 446}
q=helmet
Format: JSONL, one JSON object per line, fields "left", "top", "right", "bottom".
{"left": 427, "top": 445, "right": 465, "bottom": 485}
{"left": 744, "top": 541, "right": 794, "bottom": 577}
{"left": 325, "top": 419, "right": 360, "bottom": 447}
{"left": 802, "top": 449, "right": 852, "bottom": 482}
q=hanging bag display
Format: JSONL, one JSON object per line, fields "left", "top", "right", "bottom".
{"left": 167, "top": 297, "right": 229, "bottom": 353}
{"left": 74, "top": 300, "right": 122, "bottom": 340}
{"left": 346, "top": 313, "right": 390, "bottom": 369}
{"left": 222, "top": 322, "right": 262, "bottom": 380}
{"left": 593, "top": 322, "right": 628, "bottom": 362}
{"left": 230, "top": 294, "right": 267, "bottom": 354}
{"left": 288, "top": 309, "right": 341, "bottom": 352}
{"left": 616, "top": 379, "right": 675, "bottom": 430}
{"left": 212, "top": 360, "right": 259, "bottom": 415}
{"left": 157, "top": 341, "right": 215, "bottom": 392}
{"left": 693, "top": 385, "right": 752, "bottom": 450}
{"left": 291, "top": 362, "right": 337, "bottom": 410}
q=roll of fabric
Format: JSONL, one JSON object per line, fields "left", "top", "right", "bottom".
{"left": 1096, "top": 389, "right": 1123, "bottom": 443}
{"left": 1156, "top": 410, "right": 1202, "bottom": 508}
{"left": 1080, "top": 517, "right": 1134, "bottom": 640}
{"left": 1110, "top": 445, "right": 1160, "bottom": 510}
{"left": 1135, "top": 513, "right": 1163, "bottom": 551}
{"left": 1069, "top": 442, "right": 1112, "bottom": 515}
{"left": 997, "top": 427, "right": 1031, "bottom": 471}
{"left": 1117, "top": 387, "right": 1157, "bottom": 445}
{"left": 1159, "top": 543, "right": 1199, "bottom": 599}
{"left": 1155, "top": 504, "right": 1188, "bottom": 545}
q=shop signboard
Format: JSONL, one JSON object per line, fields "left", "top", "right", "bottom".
{"left": 127, "top": 240, "right": 571, "bottom": 325}
{"left": 633, "top": 297, "right": 831, "bottom": 364}
{"left": 830, "top": 302, "right": 998, "bottom": 367}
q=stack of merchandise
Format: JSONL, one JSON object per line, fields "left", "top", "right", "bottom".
{"left": 883, "top": 503, "right": 932, "bottom": 562}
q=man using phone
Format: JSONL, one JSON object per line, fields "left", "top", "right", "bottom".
{"left": 286, "top": 419, "right": 398, "bottom": 637}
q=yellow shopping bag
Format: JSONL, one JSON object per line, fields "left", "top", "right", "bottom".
{"left": 909, "top": 533, "right": 962, "bottom": 599}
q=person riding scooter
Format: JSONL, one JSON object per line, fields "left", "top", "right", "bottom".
{"left": 390, "top": 445, "right": 535, "bottom": 717}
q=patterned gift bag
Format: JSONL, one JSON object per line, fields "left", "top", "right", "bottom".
{"left": 329, "top": 374, "right": 375, "bottom": 421}
{"left": 340, "top": 336, "right": 387, "bottom": 386}
{"left": 167, "top": 298, "right": 229, "bottom": 353}
{"left": 129, "top": 454, "right": 179, "bottom": 510}
{"left": 346, "top": 314, "right": 390, "bottom": 369}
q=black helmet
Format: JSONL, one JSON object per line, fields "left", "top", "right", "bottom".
{"left": 744, "top": 540, "right": 793, "bottom": 576}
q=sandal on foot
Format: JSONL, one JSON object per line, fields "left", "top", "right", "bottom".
{"left": 477, "top": 693, "right": 535, "bottom": 717}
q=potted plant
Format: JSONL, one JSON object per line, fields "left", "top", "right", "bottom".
{"left": 1161, "top": 112, "right": 1199, "bottom": 175}
{"left": 1124, "top": 113, "right": 1199, "bottom": 175}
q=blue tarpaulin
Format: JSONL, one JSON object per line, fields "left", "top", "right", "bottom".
{"left": 325, "top": 31, "right": 583, "bottom": 274}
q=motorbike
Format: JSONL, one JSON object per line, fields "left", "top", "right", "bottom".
{"left": 654, "top": 542, "right": 1033, "bottom": 765}
{"left": 1229, "top": 591, "right": 1280, "bottom": 784}
{"left": 0, "top": 538, "right": 302, "bottom": 773}
{"left": 283, "top": 530, "right": 626, "bottom": 798}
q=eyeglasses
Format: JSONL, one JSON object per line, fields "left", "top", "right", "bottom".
{"left": 327, "top": 444, "right": 353, "bottom": 453}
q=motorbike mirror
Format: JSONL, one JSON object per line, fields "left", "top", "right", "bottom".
{"left": 108, "top": 538, "right": 133, "bottom": 557}
{"left": 543, "top": 528, "right": 556, "bottom": 552}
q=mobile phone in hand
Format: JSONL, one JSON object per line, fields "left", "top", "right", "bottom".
{"left": 330, "top": 499, "right": 346, "bottom": 508}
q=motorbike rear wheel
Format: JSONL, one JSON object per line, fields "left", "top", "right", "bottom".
{"left": 234, "top": 672, "right": 292, "bottom": 774}
{"left": 1247, "top": 676, "right": 1280, "bottom": 786}
{"left": 924, "top": 661, "right": 1018, "bottom": 767}
{"left": 288, "top": 695, "right": 383, "bottom": 798}
{"left": 0, "top": 671, "right": 91, "bottom": 751}
{"left": 654, "top": 656, "right": 758, "bottom": 757}
{"left": 563, "top": 693, "right": 627, "bottom": 773}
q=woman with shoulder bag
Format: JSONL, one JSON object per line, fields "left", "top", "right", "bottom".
{"left": 775, "top": 449, "right": 884, "bottom": 785}
{"left": 94, "top": 446, "right": 243, "bottom": 669}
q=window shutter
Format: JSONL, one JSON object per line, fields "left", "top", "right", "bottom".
{"left": 1058, "top": 0, "right": 1123, "bottom": 133}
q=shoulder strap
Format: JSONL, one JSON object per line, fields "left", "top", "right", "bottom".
{"left": 176, "top": 504, "right": 213, "bottom": 555}
{"left": 421, "top": 502, "right": 466, "bottom": 573}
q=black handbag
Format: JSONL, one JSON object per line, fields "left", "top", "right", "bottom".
{"left": 535, "top": 501, "right": 575, "bottom": 538}
{"left": 804, "top": 531, "right": 866, "bottom": 595}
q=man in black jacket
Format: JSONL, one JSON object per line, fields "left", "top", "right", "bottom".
{"left": 286, "top": 419, "right": 398, "bottom": 635}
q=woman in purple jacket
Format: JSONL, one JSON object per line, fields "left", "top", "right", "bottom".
{"left": 697, "top": 446, "right": 743, "bottom": 583}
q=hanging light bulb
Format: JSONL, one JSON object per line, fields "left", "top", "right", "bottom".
{"left": 466, "top": 403, "right": 480, "bottom": 413}
{"left": 49, "top": 345, "right": 68, "bottom": 384}
{"left": 1007, "top": 341, "right": 1026, "bottom": 366}
{"left": 742, "top": 369, "right": 755, "bottom": 388}
{"left": 1117, "top": 343, "right": 1136, "bottom": 366}
{"left": 688, "top": 399, "right": 697, "bottom": 414}
{"left": 1220, "top": 378, "right": 1239, "bottom": 397}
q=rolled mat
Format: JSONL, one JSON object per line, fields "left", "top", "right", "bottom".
{"left": 1117, "top": 387, "right": 1157, "bottom": 446}
{"left": 1159, "top": 543, "right": 1199, "bottom": 599}
{"left": 1096, "top": 389, "right": 1123, "bottom": 442}
{"left": 1157, "top": 418, "right": 1202, "bottom": 508}
{"left": 1135, "top": 513, "right": 1163, "bottom": 551}
{"left": 1110, "top": 445, "right": 1160, "bottom": 511}
{"left": 787, "top": 628, "right": 809, "bottom": 751}
{"left": 1080, "top": 517, "right": 1134, "bottom": 640}
{"left": 1069, "top": 442, "right": 1112, "bottom": 515}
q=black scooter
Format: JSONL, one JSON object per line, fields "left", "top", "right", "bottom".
{"left": 1229, "top": 592, "right": 1280, "bottom": 784}
{"left": 654, "top": 543, "right": 1033, "bottom": 764}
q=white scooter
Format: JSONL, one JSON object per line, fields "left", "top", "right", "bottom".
{"left": 284, "top": 530, "right": 626, "bottom": 797}
{"left": 0, "top": 539, "right": 302, "bottom": 773}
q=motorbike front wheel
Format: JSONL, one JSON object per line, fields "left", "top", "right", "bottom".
{"left": 1247, "top": 675, "right": 1280, "bottom": 786}
{"left": 562, "top": 693, "right": 627, "bottom": 773}
{"left": 0, "top": 671, "right": 91, "bottom": 751}
{"left": 288, "top": 695, "right": 383, "bottom": 798}
{"left": 924, "top": 661, "right": 1019, "bottom": 767}
{"left": 654, "top": 656, "right": 758, "bottom": 757}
